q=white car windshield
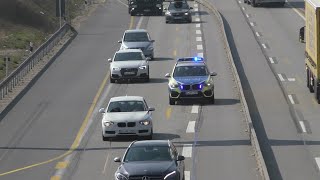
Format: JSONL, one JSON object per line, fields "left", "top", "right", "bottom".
{"left": 173, "top": 65, "right": 208, "bottom": 77}
{"left": 124, "top": 146, "right": 172, "bottom": 162}
{"left": 114, "top": 52, "right": 143, "bottom": 61}
{"left": 124, "top": 32, "right": 149, "bottom": 42}
{"left": 107, "top": 101, "right": 146, "bottom": 112}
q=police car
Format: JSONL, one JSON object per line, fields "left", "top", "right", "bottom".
{"left": 165, "top": 57, "right": 217, "bottom": 105}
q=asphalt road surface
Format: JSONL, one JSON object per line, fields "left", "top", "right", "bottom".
{"left": 0, "top": 0, "right": 260, "bottom": 180}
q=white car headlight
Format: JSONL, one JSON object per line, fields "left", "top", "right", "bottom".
{"left": 184, "top": 12, "right": 189, "bottom": 15}
{"left": 139, "top": 120, "right": 151, "bottom": 125}
{"left": 103, "top": 121, "right": 114, "bottom": 127}
{"left": 164, "top": 171, "right": 176, "bottom": 179}
{"left": 165, "top": 11, "right": 171, "bottom": 15}
{"left": 115, "top": 173, "right": 128, "bottom": 180}
{"left": 139, "top": 65, "right": 147, "bottom": 70}
{"left": 113, "top": 67, "right": 120, "bottom": 71}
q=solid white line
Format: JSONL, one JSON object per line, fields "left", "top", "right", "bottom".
{"left": 102, "top": 153, "right": 110, "bottom": 174}
{"left": 186, "top": 121, "right": 196, "bottom": 133}
{"left": 195, "top": 18, "right": 200, "bottom": 22}
{"left": 288, "top": 78, "right": 296, "bottom": 82}
{"left": 269, "top": 57, "right": 275, "bottom": 64}
{"left": 196, "top": 24, "right": 201, "bottom": 28}
{"left": 184, "top": 171, "right": 191, "bottom": 180}
{"left": 191, "top": 105, "right": 199, "bottom": 113}
{"left": 299, "top": 121, "right": 307, "bottom": 133}
{"left": 262, "top": 44, "right": 267, "bottom": 49}
{"left": 194, "top": 4, "right": 198, "bottom": 7}
{"left": 196, "top": 37, "right": 202, "bottom": 42}
{"left": 195, "top": 8, "right": 199, "bottom": 11}
{"left": 182, "top": 145, "right": 192, "bottom": 157}
{"left": 278, "top": 74, "right": 285, "bottom": 82}
{"left": 315, "top": 157, "right": 320, "bottom": 171}
{"left": 136, "top": 17, "right": 143, "bottom": 29}
{"left": 250, "top": 22, "right": 255, "bottom": 26}
{"left": 196, "top": 30, "right": 202, "bottom": 34}
{"left": 197, "top": 52, "right": 203, "bottom": 57}
{"left": 288, "top": 95, "right": 295, "bottom": 104}
{"left": 197, "top": 45, "right": 203, "bottom": 50}
{"left": 255, "top": 32, "right": 260, "bottom": 37}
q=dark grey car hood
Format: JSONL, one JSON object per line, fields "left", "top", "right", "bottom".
{"left": 122, "top": 41, "right": 152, "bottom": 49}
{"left": 119, "top": 161, "right": 176, "bottom": 176}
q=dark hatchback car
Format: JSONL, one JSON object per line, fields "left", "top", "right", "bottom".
{"left": 164, "top": 1, "right": 193, "bottom": 23}
{"left": 114, "top": 140, "right": 185, "bottom": 180}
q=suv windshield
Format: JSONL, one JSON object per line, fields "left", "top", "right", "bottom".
{"left": 114, "top": 52, "right": 143, "bottom": 61}
{"left": 168, "top": 2, "right": 189, "bottom": 10}
{"left": 124, "top": 32, "right": 150, "bottom": 42}
{"left": 124, "top": 146, "right": 172, "bottom": 162}
{"left": 107, "top": 101, "right": 146, "bottom": 112}
{"left": 173, "top": 65, "right": 208, "bottom": 77}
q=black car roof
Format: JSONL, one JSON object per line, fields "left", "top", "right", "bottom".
{"left": 131, "top": 140, "right": 169, "bottom": 147}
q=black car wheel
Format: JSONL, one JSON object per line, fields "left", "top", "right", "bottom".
{"left": 130, "top": 11, "right": 136, "bottom": 16}
{"left": 102, "top": 134, "right": 109, "bottom": 141}
{"left": 169, "top": 96, "right": 175, "bottom": 105}
{"left": 110, "top": 75, "right": 115, "bottom": 83}
{"left": 145, "top": 129, "right": 153, "bottom": 140}
{"left": 251, "top": 0, "right": 257, "bottom": 7}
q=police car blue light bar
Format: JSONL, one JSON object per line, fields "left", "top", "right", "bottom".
{"left": 177, "top": 57, "right": 204, "bottom": 62}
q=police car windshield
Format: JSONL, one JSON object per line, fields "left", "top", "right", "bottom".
{"left": 124, "top": 32, "right": 149, "bottom": 42}
{"left": 168, "top": 2, "right": 189, "bottom": 10}
{"left": 173, "top": 65, "right": 208, "bottom": 77}
{"left": 114, "top": 52, "right": 143, "bottom": 61}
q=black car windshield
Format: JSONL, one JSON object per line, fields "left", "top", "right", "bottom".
{"left": 114, "top": 52, "right": 143, "bottom": 61}
{"left": 124, "top": 146, "right": 172, "bottom": 162}
{"left": 168, "top": 2, "right": 189, "bottom": 10}
{"left": 173, "top": 65, "right": 208, "bottom": 77}
{"left": 107, "top": 101, "right": 146, "bottom": 112}
{"left": 124, "top": 32, "right": 150, "bottom": 42}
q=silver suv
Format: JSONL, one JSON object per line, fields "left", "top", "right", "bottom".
{"left": 108, "top": 49, "right": 150, "bottom": 83}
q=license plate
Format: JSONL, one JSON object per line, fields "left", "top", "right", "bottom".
{"left": 144, "top": 9, "right": 151, "bottom": 12}
{"left": 124, "top": 72, "right": 135, "bottom": 75}
{"left": 119, "top": 129, "right": 135, "bottom": 133}
{"left": 174, "top": 17, "right": 182, "bottom": 19}
{"left": 185, "top": 91, "right": 198, "bottom": 95}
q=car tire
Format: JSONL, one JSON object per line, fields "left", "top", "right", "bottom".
{"left": 102, "top": 134, "right": 109, "bottom": 141}
{"left": 130, "top": 11, "right": 136, "bottom": 16}
{"left": 110, "top": 76, "right": 115, "bottom": 83}
{"left": 166, "top": 20, "right": 169, "bottom": 24}
{"left": 244, "top": 0, "right": 248, "bottom": 3}
{"left": 169, "top": 96, "right": 175, "bottom": 105}
{"left": 211, "top": 93, "right": 215, "bottom": 104}
{"left": 251, "top": 0, "right": 257, "bottom": 7}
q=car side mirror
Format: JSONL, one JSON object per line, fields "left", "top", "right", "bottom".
{"left": 118, "top": 40, "right": 122, "bottom": 43}
{"left": 148, "top": 107, "right": 155, "bottom": 111}
{"left": 299, "top": 26, "right": 305, "bottom": 43}
{"left": 177, "top": 155, "right": 185, "bottom": 161}
{"left": 150, "top": 40, "right": 155, "bottom": 42}
{"left": 165, "top": 73, "right": 171, "bottom": 78}
{"left": 99, "top": 108, "right": 105, "bottom": 113}
{"left": 114, "top": 157, "right": 121, "bottom": 162}
{"left": 210, "top": 72, "right": 217, "bottom": 76}
{"left": 189, "top": 7, "right": 193, "bottom": 9}
{"left": 146, "top": 57, "right": 151, "bottom": 61}
{"left": 107, "top": 58, "right": 112, "bottom": 62}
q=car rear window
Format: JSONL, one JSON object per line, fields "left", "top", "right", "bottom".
{"left": 173, "top": 65, "right": 208, "bottom": 77}
{"left": 107, "top": 101, "right": 146, "bottom": 112}
{"left": 124, "top": 146, "right": 172, "bottom": 162}
{"left": 114, "top": 52, "right": 143, "bottom": 61}
{"left": 124, "top": 32, "right": 149, "bottom": 42}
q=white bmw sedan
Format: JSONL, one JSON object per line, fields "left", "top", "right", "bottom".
{"left": 99, "top": 96, "right": 154, "bottom": 141}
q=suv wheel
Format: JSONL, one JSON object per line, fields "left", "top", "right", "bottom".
{"left": 169, "top": 96, "right": 175, "bottom": 105}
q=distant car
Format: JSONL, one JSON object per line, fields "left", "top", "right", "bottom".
{"left": 108, "top": 49, "right": 150, "bottom": 83}
{"left": 99, "top": 96, "right": 155, "bottom": 141}
{"left": 114, "top": 140, "right": 185, "bottom": 180}
{"left": 244, "top": 0, "right": 285, "bottom": 7}
{"left": 165, "top": 1, "right": 193, "bottom": 23}
{"left": 165, "top": 57, "right": 217, "bottom": 105}
{"left": 128, "top": 0, "right": 163, "bottom": 16}
{"left": 118, "top": 29, "right": 155, "bottom": 59}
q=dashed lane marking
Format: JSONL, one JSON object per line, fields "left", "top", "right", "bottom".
{"left": 299, "top": 121, "right": 307, "bottom": 133}
{"left": 315, "top": 157, "right": 320, "bottom": 171}
{"left": 173, "top": 50, "right": 177, "bottom": 57}
{"left": 136, "top": 16, "right": 143, "bottom": 29}
{"left": 196, "top": 24, "right": 201, "bottom": 28}
{"left": 250, "top": 22, "right": 255, "bottom": 26}
{"left": 195, "top": 18, "right": 200, "bottom": 22}
{"left": 196, "top": 37, "right": 202, "bottom": 42}
{"left": 196, "top": 30, "right": 201, "bottom": 34}
{"left": 191, "top": 105, "right": 199, "bottom": 113}
{"left": 246, "top": 14, "right": 250, "bottom": 18}
{"left": 262, "top": 43, "right": 267, "bottom": 49}
{"left": 255, "top": 32, "right": 260, "bottom": 37}
{"left": 288, "top": 78, "right": 296, "bottom": 82}
{"left": 182, "top": 145, "right": 192, "bottom": 157}
{"left": 269, "top": 57, "right": 275, "bottom": 64}
{"left": 278, "top": 74, "right": 285, "bottom": 82}
{"left": 184, "top": 171, "right": 191, "bottom": 180}
{"left": 288, "top": 95, "right": 295, "bottom": 104}
{"left": 242, "top": 7, "right": 245, "bottom": 10}
{"left": 197, "top": 45, "right": 203, "bottom": 50}
{"left": 55, "top": 162, "right": 68, "bottom": 169}
{"left": 186, "top": 121, "right": 196, "bottom": 133}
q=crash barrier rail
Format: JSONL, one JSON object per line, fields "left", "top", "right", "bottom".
{"left": 0, "top": 23, "right": 70, "bottom": 100}
{"left": 196, "top": 0, "right": 270, "bottom": 179}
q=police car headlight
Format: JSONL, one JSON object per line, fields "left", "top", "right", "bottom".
{"left": 169, "top": 81, "right": 179, "bottom": 88}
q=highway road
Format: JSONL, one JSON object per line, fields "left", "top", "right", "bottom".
{"left": 0, "top": 0, "right": 260, "bottom": 180}
{"left": 209, "top": 0, "right": 320, "bottom": 179}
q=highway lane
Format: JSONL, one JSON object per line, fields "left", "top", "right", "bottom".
{"left": 210, "top": 0, "right": 320, "bottom": 179}
{"left": 0, "top": 1, "right": 137, "bottom": 180}
{"left": 66, "top": 1, "right": 259, "bottom": 180}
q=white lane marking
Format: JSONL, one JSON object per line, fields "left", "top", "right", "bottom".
{"left": 246, "top": 14, "right": 250, "bottom": 18}
{"left": 182, "top": 145, "right": 192, "bottom": 157}
{"left": 197, "top": 45, "right": 203, "bottom": 50}
{"left": 196, "top": 30, "right": 202, "bottom": 34}
{"left": 242, "top": 7, "right": 245, "bottom": 10}
{"left": 239, "top": 0, "right": 242, "bottom": 3}
{"left": 136, "top": 16, "right": 143, "bottom": 29}
{"left": 195, "top": 8, "right": 199, "bottom": 11}
{"left": 196, "top": 37, "right": 202, "bottom": 42}
{"left": 191, "top": 105, "right": 199, "bottom": 113}
{"left": 278, "top": 74, "right": 285, "bottom": 82}
{"left": 195, "top": 18, "right": 200, "bottom": 22}
{"left": 262, "top": 43, "right": 267, "bottom": 49}
{"left": 299, "top": 121, "right": 307, "bottom": 133}
{"left": 197, "top": 52, "right": 203, "bottom": 57}
{"left": 315, "top": 157, "right": 320, "bottom": 171}
{"left": 255, "top": 32, "right": 260, "bottom": 37}
{"left": 102, "top": 153, "right": 110, "bottom": 174}
{"left": 186, "top": 121, "right": 196, "bottom": 133}
{"left": 196, "top": 24, "right": 201, "bottom": 28}
{"left": 194, "top": 4, "right": 198, "bottom": 7}
{"left": 269, "top": 57, "right": 275, "bottom": 64}
{"left": 184, "top": 171, "right": 191, "bottom": 180}
{"left": 288, "top": 95, "right": 295, "bottom": 104}
{"left": 250, "top": 22, "right": 255, "bottom": 26}
{"left": 288, "top": 78, "right": 296, "bottom": 82}
{"left": 116, "top": 0, "right": 128, "bottom": 7}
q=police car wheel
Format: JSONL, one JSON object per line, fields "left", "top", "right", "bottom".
{"left": 169, "top": 97, "right": 175, "bottom": 105}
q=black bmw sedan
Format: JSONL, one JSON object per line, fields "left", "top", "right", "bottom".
{"left": 114, "top": 140, "right": 185, "bottom": 180}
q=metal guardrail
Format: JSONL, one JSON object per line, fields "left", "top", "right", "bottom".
{"left": 0, "top": 23, "right": 70, "bottom": 100}
{"left": 196, "top": 0, "right": 270, "bottom": 179}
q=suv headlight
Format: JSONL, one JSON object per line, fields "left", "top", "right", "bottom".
{"left": 164, "top": 171, "right": 176, "bottom": 179}
{"left": 139, "top": 120, "right": 151, "bottom": 125}
{"left": 184, "top": 12, "right": 189, "bottom": 15}
{"left": 165, "top": 11, "right": 171, "bottom": 15}
{"left": 204, "top": 80, "right": 213, "bottom": 87}
{"left": 103, "top": 121, "right": 114, "bottom": 127}
{"left": 112, "top": 67, "right": 120, "bottom": 71}
{"left": 139, "top": 65, "right": 147, "bottom": 70}
{"left": 115, "top": 173, "right": 128, "bottom": 180}
{"left": 169, "top": 81, "right": 179, "bottom": 88}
